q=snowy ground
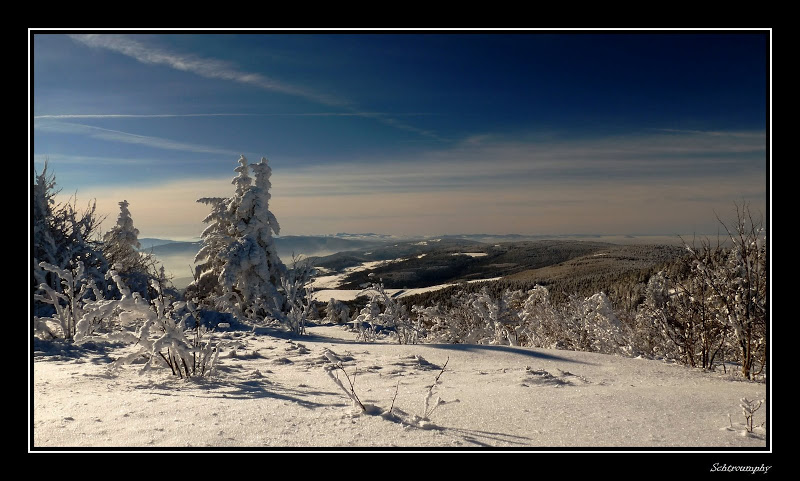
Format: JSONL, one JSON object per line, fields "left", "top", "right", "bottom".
{"left": 31, "top": 323, "right": 768, "bottom": 450}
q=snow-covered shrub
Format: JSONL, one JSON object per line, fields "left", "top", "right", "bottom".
{"left": 359, "top": 282, "right": 421, "bottom": 344}
{"left": 348, "top": 298, "right": 384, "bottom": 342}
{"left": 34, "top": 261, "right": 106, "bottom": 340}
{"left": 108, "top": 282, "right": 227, "bottom": 378}
{"left": 277, "top": 255, "right": 316, "bottom": 336}
{"left": 470, "top": 288, "right": 530, "bottom": 346}
{"left": 411, "top": 304, "right": 444, "bottom": 340}
{"left": 518, "top": 285, "right": 564, "bottom": 349}
{"left": 682, "top": 205, "right": 767, "bottom": 379}
{"left": 636, "top": 268, "right": 729, "bottom": 368}
{"left": 562, "top": 292, "right": 629, "bottom": 355}
{"left": 636, "top": 204, "right": 767, "bottom": 379}
{"left": 420, "top": 290, "right": 490, "bottom": 344}
{"left": 324, "top": 298, "right": 350, "bottom": 325}
{"left": 739, "top": 397, "right": 764, "bottom": 433}
{"left": 420, "top": 285, "right": 630, "bottom": 354}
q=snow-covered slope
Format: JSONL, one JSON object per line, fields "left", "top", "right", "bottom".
{"left": 31, "top": 324, "right": 768, "bottom": 449}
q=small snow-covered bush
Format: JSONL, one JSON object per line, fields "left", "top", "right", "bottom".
{"left": 108, "top": 285, "right": 227, "bottom": 378}
{"left": 558, "top": 292, "right": 630, "bottom": 355}
{"left": 34, "top": 261, "right": 107, "bottom": 341}
{"left": 359, "top": 282, "right": 422, "bottom": 344}
{"left": 740, "top": 397, "right": 764, "bottom": 433}
{"left": 276, "top": 255, "right": 316, "bottom": 336}
{"left": 348, "top": 299, "right": 381, "bottom": 342}
{"left": 416, "top": 286, "right": 630, "bottom": 355}
{"left": 324, "top": 298, "right": 350, "bottom": 325}
{"left": 53, "top": 271, "right": 229, "bottom": 379}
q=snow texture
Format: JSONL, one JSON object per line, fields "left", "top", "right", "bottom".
{"left": 32, "top": 324, "right": 767, "bottom": 449}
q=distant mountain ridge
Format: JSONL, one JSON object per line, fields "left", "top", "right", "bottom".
{"left": 139, "top": 234, "right": 688, "bottom": 292}
{"left": 140, "top": 235, "right": 394, "bottom": 289}
{"left": 142, "top": 236, "right": 389, "bottom": 260}
{"left": 138, "top": 238, "right": 187, "bottom": 250}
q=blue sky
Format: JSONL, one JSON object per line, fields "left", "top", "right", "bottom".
{"left": 31, "top": 31, "right": 769, "bottom": 240}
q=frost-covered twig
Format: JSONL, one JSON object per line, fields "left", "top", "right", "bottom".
{"left": 326, "top": 362, "right": 366, "bottom": 412}
{"left": 422, "top": 357, "right": 449, "bottom": 419}
{"left": 389, "top": 380, "right": 401, "bottom": 416}
{"left": 740, "top": 397, "right": 764, "bottom": 433}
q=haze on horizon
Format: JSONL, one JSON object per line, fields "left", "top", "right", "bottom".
{"left": 31, "top": 31, "right": 769, "bottom": 241}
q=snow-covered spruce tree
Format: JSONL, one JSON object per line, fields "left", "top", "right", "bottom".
{"left": 188, "top": 155, "right": 286, "bottom": 325}
{"left": 33, "top": 162, "right": 108, "bottom": 319}
{"left": 103, "top": 200, "right": 140, "bottom": 268}
{"left": 33, "top": 162, "right": 59, "bottom": 277}
{"left": 186, "top": 196, "right": 231, "bottom": 305}
{"left": 102, "top": 200, "right": 158, "bottom": 298}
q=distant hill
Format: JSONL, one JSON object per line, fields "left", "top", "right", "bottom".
{"left": 138, "top": 238, "right": 188, "bottom": 250}
{"left": 143, "top": 236, "right": 388, "bottom": 262}
{"left": 314, "top": 239, "right": 614, "bottom": 290}
{"left": 399, "top": 242, "right": 687, "bottom": 310}
{"left": 305, "top": 239, "right": 688, "bottom": 313}
{"left": 139, "top": 234, "right": 688, "bottom": 297}
{"left": 142, "top": 235, "right": 393, "bottom": 290}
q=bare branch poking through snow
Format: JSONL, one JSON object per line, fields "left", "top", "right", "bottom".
{"left": 423, "top": 356, "right": 449, "bottom": 420}
{"left": 740, "top": 397, "right": 764, "bottom": 433}
{"left": 325, "top": 362, "right": 366, "bottom": 412}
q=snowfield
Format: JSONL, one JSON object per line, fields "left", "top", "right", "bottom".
{"left": 31, "top": 323, "right": 768, "bottom": 450}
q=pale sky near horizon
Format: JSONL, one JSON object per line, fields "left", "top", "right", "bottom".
{"left": 31, "top": 31, "right": 769, "bottom": 240}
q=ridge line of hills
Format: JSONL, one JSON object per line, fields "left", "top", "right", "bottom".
{"left": 142, "top": 235, "right": 689, "bottom": 303}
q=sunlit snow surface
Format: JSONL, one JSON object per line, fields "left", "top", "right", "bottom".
{"left": 32, "top": 324, "right": 767, "bottom": 449}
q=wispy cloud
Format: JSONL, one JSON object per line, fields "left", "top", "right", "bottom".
{"left": 33, "top": 112, "right": 435, "bottom": 119}
{"left": 34, "top": 120, "right": 235, "bottom": 155}
{"left": 68, "top": 34, "right": 347, "bottom": 108}
{"left": 33, "top": 113, "right": 259, "bottom": 119}
{"left": 33, "top": 153, "right": 171, "bottom": 166}
{"left": 267, "top": 128, "right": 767, "bottom": 197}
{"left": 653, "top": 128, "right": 767, "bottom": 139}
{"left": 67, "top": 34, "right": 445, "bottom": 141}
{"left": 41, "top": 128, "right": 767, "bottom": 238}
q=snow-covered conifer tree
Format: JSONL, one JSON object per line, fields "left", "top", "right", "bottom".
{"left": 102, "top": 200, "right": 155, "bottom": 296}
{"left": 218, "top": 156, "right": 286, "bottom": 319}
{"left": 187, "top": 196, "right": 231, "bottom": 304}
{"left": 189, "top": 155, "right": 285, "bottom": 323}
{"left": 103, "top": 200, "right": 141, "bottom": 267}
{"left": 33, "top": 162, "right": 108, "bottom": 317}
{"left": 33, "top": 162, "right": 59, "bottom": 272}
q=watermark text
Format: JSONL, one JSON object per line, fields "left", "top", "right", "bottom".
{"left": 710, "top": 463, "right": 772, "bottom": 474}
